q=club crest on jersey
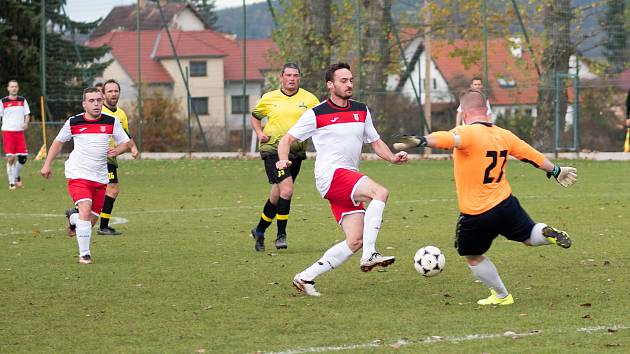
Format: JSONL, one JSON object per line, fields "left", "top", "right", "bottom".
{"left": 298, "top": 102, "right": 307, "bottom": 109}
{"left": 100, "top": 126, "right": 107, "bottom": 132}
{"left": 353, "top": 113, "right": 359, "bottom": 121}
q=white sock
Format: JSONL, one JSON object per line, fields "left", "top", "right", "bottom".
{"left": 6, "top": 162, "right": 16, "bottom": 184}
{"left": 301, "top": 241, "right": 354, "bottom": 281}
{"left": 361, "top": 199, "right": 386, "bottom": 259}
{"left": 527, "top": 223, "right": 550, "bottom": 246}
{"left": 468, "top": 257, "right": 509, "bottom": 298}
{"left": 69, "top": 213, "right": 79, "bottom": 226}
{"left": 75, "top": 219, "right": 92, "bottom": 256}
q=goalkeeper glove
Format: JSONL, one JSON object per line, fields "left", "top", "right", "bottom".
{"left": 547, "top": 164, "right": 577, "bottom": 187}
{"left": 393, "top": 135, "right": 427, "bottom": 150}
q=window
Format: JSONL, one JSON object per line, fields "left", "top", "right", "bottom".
{"left": 231, "top": 95, "right": 250, "bottom": 114}
{"left": 190, "top": 61, "right": 207, "bottom": 77}
{"left": 433, "top": 78, "right": 437, "bottom": 90}
{"left": 525, "top": 108, "right": 533, "bottom": 116}
{"left": 497, "top": 77, "right": 516, "bottom": 88}
{"left": 190, "top": 97, "right": 208, "bottom": 115}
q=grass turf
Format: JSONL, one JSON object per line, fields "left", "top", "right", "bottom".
{"left": 0, "top": 159, "right": 628, "bottom": 353}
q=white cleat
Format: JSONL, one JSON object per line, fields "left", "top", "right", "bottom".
{"left": 292, "top": 274, "right": 320, "bottom": 297}
{"left": 360, "top": 252, "right": 396, "bottom": 272}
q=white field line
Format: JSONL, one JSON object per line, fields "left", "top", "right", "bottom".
{"left": 263, "top": 324, "right": 630, "bottom": 354}
{"left": 0, "top": 216, "right": 128, "bottom": 236}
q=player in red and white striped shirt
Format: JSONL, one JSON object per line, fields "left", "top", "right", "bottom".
{"left": 41, "top": 87, "right": 130, "bottom": 264}
{"left": 1, "top": 80, "right": 31, "bottom": 190}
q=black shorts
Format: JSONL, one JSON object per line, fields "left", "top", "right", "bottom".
{"left": 454, "top": 195, "right": 535, "bottom": 256}
{"left": 107, "top": 163, "right": 119, "bottom": 184}
{"left": 263, "top": 154, "right": 303, "bottom": 184}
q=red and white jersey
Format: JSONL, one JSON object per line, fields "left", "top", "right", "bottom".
{"left": 288, "top": 99, "right": 380, "bottom": 196}
{"left": 1, "top": 96, "right": 30, "bottom": 131}
{"left": 55, "top": 113, "right": 129, "bottom": 184}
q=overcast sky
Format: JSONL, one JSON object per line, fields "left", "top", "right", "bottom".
{"left": 65, "top": 0, "right": 265, "bottom": 22}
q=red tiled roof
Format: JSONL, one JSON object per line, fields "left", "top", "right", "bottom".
{"left": 89, "top": 3, "right": 206, "bottom": 40}
{"left": 87, "top": 30, "right": 277, "bottom": 83}
{"left": 431, "top": 38, "right": 541, "bottom": 106}
{"left": 87, "top": 31, "right": 173, "bottom": 84}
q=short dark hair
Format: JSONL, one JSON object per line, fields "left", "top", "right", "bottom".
{"left": 460, "top": 90, "right": 486, "bottom": 111}
{"left": 7, "top": 80, "right": 18, "bottom": 86}
{"left": 94, "top": 82, "right": 103, "bottom": 88}
{"left": 471, "top": 77, "right": 483, "bottom": 83}
{"left": 83, "top": 87, "right": 102, "bottom": 101}
{"left": 103, "top": 79, "right": 120, "bottom": 91}
{"left": 325, "top": 62, "right": 351, "bottom": 83}
{"left": 281, "top": 63, "right": 300, "bottom": 75}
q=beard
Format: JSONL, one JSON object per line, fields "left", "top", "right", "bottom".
{"left": 335, "top": 89, "right": 352, "bottom": 100}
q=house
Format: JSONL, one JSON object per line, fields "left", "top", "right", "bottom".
{"left": 89, "top": 2, "right": 208, "bottom": 41}
{"left": 390, "top": 34, "right": 597, "bottom": 120}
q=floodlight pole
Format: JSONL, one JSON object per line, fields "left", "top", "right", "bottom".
{"left": 136, "top": 0, "right": 143, "bottom": 154}
{"left": 242, "top": 0, "right": 248, "bottom": 152}
{"left": 40, "top": 0, "right": 46, "bottom": 99}
{"left": 483, "top": 0, "right": 488, "bottom": 97}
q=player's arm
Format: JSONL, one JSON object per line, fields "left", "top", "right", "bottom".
{"left": 109, "top": 120, "right": 131, "bottom": 158}
{"left": 276, "top": 133, "right": 298, "bottom": 169}
{"left": 23, "top": 114, "right": 30, "bottom": 130}
{"left": 251, "top": 116, "right": 269, "bottom": 143}
{"left": 394, "top": 131, "right": 461, "bottom": 151}
{"left": 40, "top": 140, "right": 64, "bottom": 179}
{"left": 370, "top": 139, "right": 407, "bottom": 164}
{"left": 509, "top": 135, "right": 577, "bottom": 187}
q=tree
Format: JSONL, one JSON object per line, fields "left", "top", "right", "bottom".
{"left": 601, "top": 0, "right": 628, "bottom": 75}
{"left": 0, "top": 0, "right": 109, "bottom": 121}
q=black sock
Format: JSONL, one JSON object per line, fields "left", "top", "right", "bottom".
{"left": 276, "top": 197, "right": 291, "bottom": 236}
{"left": 256, "top": 199, "right": 277, "bottom": 233}
{"left": 100, "top": 196, "right": 116, "bottom": 229}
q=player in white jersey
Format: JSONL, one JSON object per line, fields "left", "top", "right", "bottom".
{"left": 1, "top": 80, "right": 31, "bottom": 190}
{"left": 41, "top": 87, "right": 130, "bottom": 264}
{"left": 276, "top": 63, "right": 408, "bottom": 296}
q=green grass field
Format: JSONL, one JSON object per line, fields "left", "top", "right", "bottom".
{"left": 1, "top": 159, "right": 628, "bottom": 353}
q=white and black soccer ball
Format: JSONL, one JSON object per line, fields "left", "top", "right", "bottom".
{"left": 413, "top": 245, "right": 446, "bottom": 277}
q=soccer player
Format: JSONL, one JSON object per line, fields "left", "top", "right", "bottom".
{"left": 1, "top": 80, "right": 30, "bottom": 190}
{"left": 276, "top": 63, "right": 408, "bottom": 296}
{"left": 455, "top": 77, "right": 492, "bottom": 126}
{"left": 97, "top": 79, "right": 139, "bottom": 235}
{"left": 41, "top": 87, "right": 130, "bottom": 264}
{"left": 249, "top": 63, "right": 319, "bottom": 251}
{"left": 394, "top": 90, "right": 577, "bottom": 305}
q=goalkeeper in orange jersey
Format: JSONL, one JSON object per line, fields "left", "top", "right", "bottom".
{"left": 395, "top": 90, "right": 577, "bottom": 306}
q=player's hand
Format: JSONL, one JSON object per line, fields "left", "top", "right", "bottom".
{"left": 131, "top": 146, "right": 139, "bottom": 159}
{"left": 108, "top": 148, "right": 119, "bottom": 158}
{"left": 276, "top": 159, "right": 292, "bottom": 170}
{"left": 22, "top": 122, "right": 29, "bottom": 130}
{"left": 391, "top": 151, "right": 408, "bottom": 164}
{"left": 40, "top": 166, "right": 52, "bottom": 179}
{"left": 393, "top": 135, "right": 426, "bottom": 150}
{"left": 257, "top": 132, "right": 270, "bottom": 143}
{"left": 556, "top": 166, "right": 577, "bottom": 187}
{"left": 548, "top": 165, "right": 577, "bottom": 187}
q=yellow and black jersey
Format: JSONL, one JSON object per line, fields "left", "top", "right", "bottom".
{"left": 446, "top": 122, "right": 547, "bottom": 215}
{"left": 102, "top": 104, "right": 130, "bottom": 166}
{"left": 252, "top": 88, "right": 319, "bottom": 156}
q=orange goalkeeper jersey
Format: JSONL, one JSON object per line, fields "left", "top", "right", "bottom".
{"left": 443, "top": 122, "right": 546, "bottom": 215}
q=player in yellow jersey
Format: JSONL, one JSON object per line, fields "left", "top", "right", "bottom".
{"left": 98, "top": 79, "right": 138, "bottom": 235}
{"left": 395, "top": 90, "right": 577, "bottom": 306}
{"left": 250, "top": 63, "right": 320, "bottom": 252}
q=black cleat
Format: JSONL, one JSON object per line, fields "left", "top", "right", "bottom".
{"left": 275, "top": 234, "right": 287, "bottom": 249}
{"left": 97, "top": 226, "right": 122, "bottom": 236}
{"left": 65, "top": 208, "right": 78, "bottom": 237}
{"left": 543, "top": 226, "right": 572, "bottom": 248}
{"left": 251, "top": 229, "right": 265, "bottom": 252}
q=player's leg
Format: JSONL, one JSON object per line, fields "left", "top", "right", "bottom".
{"left": 251, "top": 155, "right": 282, "bottom": 251}
{"left": 352, "top": 176, "right": 394, "bottom": 271}
{"left": 524, "top": 223, "right": 572, "bottom": 248}
{"left": 75, "top": 199, "right": 95, "bottom": 264}
{"left": 5, "top": 155, "right": 17, "bottom": 190}
{"left": 293, "top": 213, "right": 361, "bottom": 297}
{"left": 98, "top": 164, "right": 121, "bottom": 235}
{"left": 14, "top": 132, "right": 28, "bottom": 187}
{"left": 15, "top": 154, "right": 27, "bottom": 187}
{"left": 456, "top": 213, "right": 513, "bottom": 305}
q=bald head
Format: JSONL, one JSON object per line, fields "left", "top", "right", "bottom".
{"left": 460, "top": 90, "right": 489, "bottom": 123}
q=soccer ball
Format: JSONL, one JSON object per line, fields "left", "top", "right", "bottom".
{"left": 413, "top": 246, "right": 446, "bottom": 277}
